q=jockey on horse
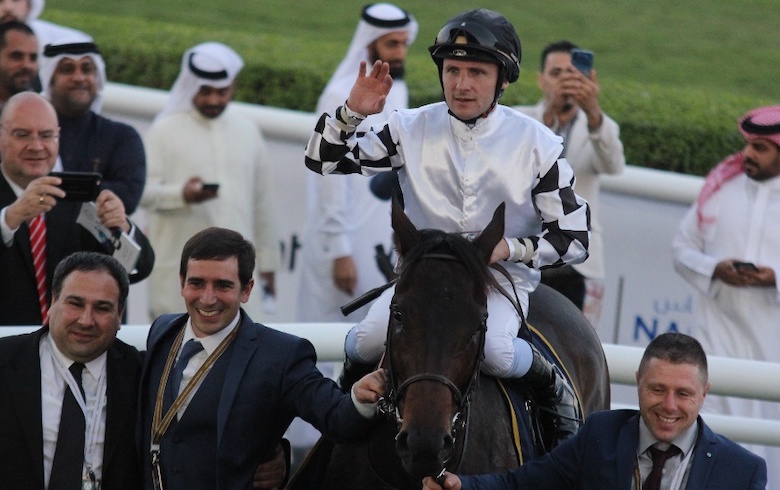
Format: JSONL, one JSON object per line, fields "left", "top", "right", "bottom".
{"left": 305, "top": 8, "right": 590, "bottom": 450}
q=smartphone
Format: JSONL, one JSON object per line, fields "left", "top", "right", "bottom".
{"left": 202, "top": 183, "right": 220, "bottom": 192}
{"left": 49, "top": 171, "right": 102, "bottom": 202}
{"left": 571, "top": 49, "right": 594, "bottom": 77}
{"left": 734, "top": 261, "right": 758, "bottom": 271}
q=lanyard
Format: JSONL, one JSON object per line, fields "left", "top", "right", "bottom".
{"left": 47, "top": 335, "right": 107, "bottom": 477}
{"left": 149, "top": 324, "right": 239, "bottom": 477}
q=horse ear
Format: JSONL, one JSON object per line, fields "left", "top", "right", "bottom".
{"left": 391, "top": 192, "right": 420, "bottom": 257}
{"left": 473, "top": 203, "right": 506, "bottom": 263}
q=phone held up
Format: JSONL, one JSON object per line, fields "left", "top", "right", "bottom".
{"left": 570, "top": 48, "right": 594, "bottom": 77}
{"left": 201, "top": 183, "right": 220, "bottom": 193}
{"left": 49, "top": 171, "right": 102, "bottom": 202}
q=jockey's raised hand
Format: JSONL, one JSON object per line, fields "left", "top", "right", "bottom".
{"left": 346, "top": 60, "right": 393, "bottom": 117}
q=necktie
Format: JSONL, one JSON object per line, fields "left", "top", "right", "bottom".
{"left": 49, "top": 362, "right": 86, "bottom": 488}
{"left": 167, "top": 339, "right": 204, "bottom": 408}
{"left": 644, "top": 444, "right": 681, "bottom": 490}
{"left": 28, "top": 213, "right": 48, "bottom": 325}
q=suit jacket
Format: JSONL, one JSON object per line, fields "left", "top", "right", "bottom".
{"left": 461, "top": 409, "right": 766, "bottom": 490}
{"left": 138, "top": 310, "right": 375, "bottom": 489}
{"left": 58, "top": 110, "right": 147, "bottom": 215}
{"left": 0, "top": 174, "right": 155, "bottom": 325}
{"left": 0, "top": 327, "right": 142, "bottom": 489}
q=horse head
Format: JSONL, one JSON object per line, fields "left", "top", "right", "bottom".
{"left": 386, "top": 196, "right": 505, "bottom": 482}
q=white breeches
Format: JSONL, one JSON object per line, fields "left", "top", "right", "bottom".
{"left": 345, "top": 284, "right": 533, "bottom": 378}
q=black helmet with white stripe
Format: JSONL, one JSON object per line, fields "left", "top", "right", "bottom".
{"left": 429, "top": 9, "right": 521, "bottom": 105}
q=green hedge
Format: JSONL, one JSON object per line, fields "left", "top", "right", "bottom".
{"left": 45, "top": 10, "right": 772, "bottom": 178}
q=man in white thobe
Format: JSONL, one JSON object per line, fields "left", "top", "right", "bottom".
{"left": 141, "top": 42, "right": 280, "bottom": 322}
{"left": 673, "top": 104, "right": 780, "bottom": 489}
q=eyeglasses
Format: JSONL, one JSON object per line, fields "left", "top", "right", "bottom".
{"left": 0, "top": 127, "right": 59, "bottom": 143}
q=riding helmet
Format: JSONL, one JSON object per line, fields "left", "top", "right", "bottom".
{"left": 428, "top": 9, "right": 522, "bottom": 92}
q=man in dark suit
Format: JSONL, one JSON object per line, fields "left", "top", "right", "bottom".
{"left": 0, "top": 91, "right": 154, "bottom": 326}
{"left": 425, "top": 332, "right": 767, "bottom": 490}
{"left": 0, "top": 251, "right": 142, "bottom": 489}
{"left": 139, "top": 226, "right": 386, "bottom": 489}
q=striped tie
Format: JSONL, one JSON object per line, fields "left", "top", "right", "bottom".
{"left": 29, "top": 213, "right": 48, "bottom": 325}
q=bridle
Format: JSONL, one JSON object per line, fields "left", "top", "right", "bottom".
{"left": 377, "top": 252, "right": 488, "bottom": 473}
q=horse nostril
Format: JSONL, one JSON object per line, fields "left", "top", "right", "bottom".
{"left": 443, "top": 433, "right": 454, "bottom": 451}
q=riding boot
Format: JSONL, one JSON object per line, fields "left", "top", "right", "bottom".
{"left": 522, "top": 344, "right": 582, "bottom": 451}
{"left": 337, "top": 356, "right": 375, "bottom": 393}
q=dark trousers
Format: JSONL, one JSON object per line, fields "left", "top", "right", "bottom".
{"left": 540, "top": 265, "right": 586, "bottom": 310}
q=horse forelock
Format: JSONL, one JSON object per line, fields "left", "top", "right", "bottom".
{"left": 396, "top": 229, "right": 495, "bottom": 302}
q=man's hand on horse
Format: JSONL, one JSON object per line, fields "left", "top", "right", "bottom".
{"left": 352, "top": 368, "right": 388, "bottom": 405}
{"left": 422, "top": 472, "right": 462, "bottom": 489}
{"left": 346, "top": 60, "right": 393, "bottom": 117}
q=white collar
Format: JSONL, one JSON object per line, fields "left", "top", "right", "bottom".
{"left": 182, "top": 311, "right": 241, "bottom": 356}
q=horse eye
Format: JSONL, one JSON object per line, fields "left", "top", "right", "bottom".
{"left": 392, "top": 309, "right": 403, "bottom": 323}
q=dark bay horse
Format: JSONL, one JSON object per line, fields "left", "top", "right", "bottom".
{"left": 291, "top": 199, "right": 610, "bottom": 489}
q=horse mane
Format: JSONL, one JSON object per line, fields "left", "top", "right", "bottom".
{"left": 396, "top": 228, "right": 499, "bottom": 297}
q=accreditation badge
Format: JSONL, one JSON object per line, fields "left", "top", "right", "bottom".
{"left": 82, "top": 477, "right": 101, "bottom": 490}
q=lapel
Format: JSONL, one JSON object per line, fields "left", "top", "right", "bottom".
{"left": 5, "top": 329, "right": 48, "bottom": 488}
{"left": 102, "top": 342, "right": 136, "bottom": 476}
{"left": 215, "top": 310, "right": 258, "bottom": 447}
{"left": 683, "top": 417, "right": 718, "bottom": 490}
{"left": 615, "top": 413, "right": 642, "bottom": 488}
{"left": 137, "top": 314, "right": 188, "bottom": 454}
{"left": 141, "top": 313, "right": 189, "bottom": 407}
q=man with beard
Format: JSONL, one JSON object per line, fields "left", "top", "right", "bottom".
{"left": 297, "top": 3, "right": 418, "bottom": 324}
{"left": 39, "top": 36, "right": 146, "bottom": 214}
{"left": 672, "top": 105, "right": 780, "bottom": 487}
{"left": 0, "top": 20, "right": 36, "bottom": 110}
{"left": 141, "top": 42, "right": 281, "bottom": 323}
{"left": 0, "top": 0, "right": 92, "bottom": 80}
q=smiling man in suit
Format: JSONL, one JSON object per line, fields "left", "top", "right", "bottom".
{"left": 425, "top": 332, "right": 766, "bottom": 490}
{"left": 138, "top": 227, "right": 386, "bottom": 489}
{"left": 0, "top": 91, "right": 154, "bottom": 326}
{"left": 0, "top": 251, "right": 142, "bottom": 489}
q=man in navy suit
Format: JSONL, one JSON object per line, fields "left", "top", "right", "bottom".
{"left": 0, "top": 251, "right": 141, "bottom": 489}
{"left": 425, "top": 332, "right": 767, "bottom": 490}
{"left": 138, "top": 226, "right": 386, "bottom": 489}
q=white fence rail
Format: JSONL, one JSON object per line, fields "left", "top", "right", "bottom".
{"left": 2, "top": 324, "right": 780, "bottom": 446}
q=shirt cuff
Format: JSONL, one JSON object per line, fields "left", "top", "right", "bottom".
{"left": 334, "top": 103, "right": 366, "bottom": 133}
{"left": 508, "top": 237, "right": 534, "bottom": 264}
{"left": 351, "top": 385, "right": 379, "bottom": 419}
{"left": 0, "top": 206, "right": 18, "bottom": 246}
